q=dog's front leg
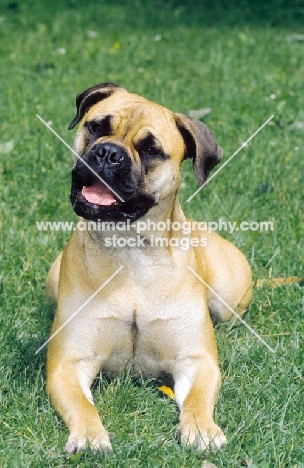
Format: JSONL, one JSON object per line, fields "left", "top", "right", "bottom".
{"left": 47, "top": 353, "right": 112, "bottom": 453}
{"left": 174, "top": 355, "right": 227, "bottom": 451}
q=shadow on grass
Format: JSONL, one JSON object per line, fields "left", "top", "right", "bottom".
{"left": 2, "top": 0, "right": 304, "bottom": 28}
{"left": 4, "top": 299, "right": 55, "bottom": 381}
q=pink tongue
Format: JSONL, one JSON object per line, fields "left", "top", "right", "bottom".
{"left": 82, "top": 180, "right": 117, "bottom": 206}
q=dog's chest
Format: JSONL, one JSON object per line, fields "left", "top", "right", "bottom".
{"left": 64, "top": 252, "right": 208, "bottom": 376}
{"left": 74, "top": 254, "right": 207, "bottom": 377}
{"left": 96, "top": 290, "right": 205, "bottom": 377}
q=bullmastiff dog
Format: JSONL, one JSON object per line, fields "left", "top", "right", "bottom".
{"left": 46, "top": 83, "right": 252, "bottom": 453}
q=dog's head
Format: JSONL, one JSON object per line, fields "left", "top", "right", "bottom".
{"left": 69, "top": 83, "right": 223, "bottom": 222}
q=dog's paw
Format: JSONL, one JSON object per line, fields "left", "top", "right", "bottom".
{"left": 65, "top": 431, "right": 113, "bottom": 453}
{"left": 178, "top": 421, "right": 227, "bottom": 451}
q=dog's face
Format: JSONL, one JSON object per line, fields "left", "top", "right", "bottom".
{"left": 69, "top": 83, "right": 223, "bottom": 222}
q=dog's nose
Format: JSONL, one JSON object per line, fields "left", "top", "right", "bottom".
{"left": 95, "top": 143, "right": 126, "bottom": 165}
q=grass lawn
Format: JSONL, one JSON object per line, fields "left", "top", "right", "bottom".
{"left": 0, "top": 0, "right": 303, "bottom": 466}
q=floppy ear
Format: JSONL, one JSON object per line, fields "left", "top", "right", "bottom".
{"left": 175, "top": 113, "right": 223, "bottom": 186}
{"left": 68, "top": 82, "right": 125, "bottom": 130}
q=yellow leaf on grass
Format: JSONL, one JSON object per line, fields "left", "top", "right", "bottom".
{"left": 158, "top": 385, "right": 175, "bottom": 400}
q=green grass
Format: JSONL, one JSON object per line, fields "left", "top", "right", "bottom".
{"left": 0, "top": 0, "right": 303, "bottom": 466}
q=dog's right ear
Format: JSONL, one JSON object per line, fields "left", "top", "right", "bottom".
{"left": 174, "top": 113, "right": 223, "bottom": 186}
{"left": 68, "top": 82, "right": 125, "bottom": 130}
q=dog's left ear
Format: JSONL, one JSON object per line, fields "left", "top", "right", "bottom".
{"left": 68, "top": 82, "right": 125, "bottom": 130}
{"left": 175, "top": 113, "right": 223, "bottom": 186}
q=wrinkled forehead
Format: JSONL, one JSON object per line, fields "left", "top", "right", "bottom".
{"left": 83, "top": 91, "right": 184, "bottom": 151}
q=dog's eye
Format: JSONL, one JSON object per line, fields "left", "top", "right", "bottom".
{"left": 90, "top": 122, "right": 105, "bottom": 135}
{"left": 87, "top": 116, "right": 112, "bottom": 137}
{"left": 144, "top": 146, "right": 160, "bottom": 156}
{"left": 136, "top": 133, "right": 164, "bottom": 159}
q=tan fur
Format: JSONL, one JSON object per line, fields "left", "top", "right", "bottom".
{"left": 46, "top": 87, "right": 252, "bottom": 453}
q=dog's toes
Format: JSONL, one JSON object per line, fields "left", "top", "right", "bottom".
{"left": 65, "top": 433, "right": 113, "bottom": 453}
{"left": 91, "top": 437, "right": 113, "bottom": 453}
{"left": 179, "top": 422, "right": 227, "bottom": 452}
{"left": 65, "top": 439, "right": 80, "bottom": 454}
{"left": 208, "top": 430, "right": 227, "bottom": 450}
